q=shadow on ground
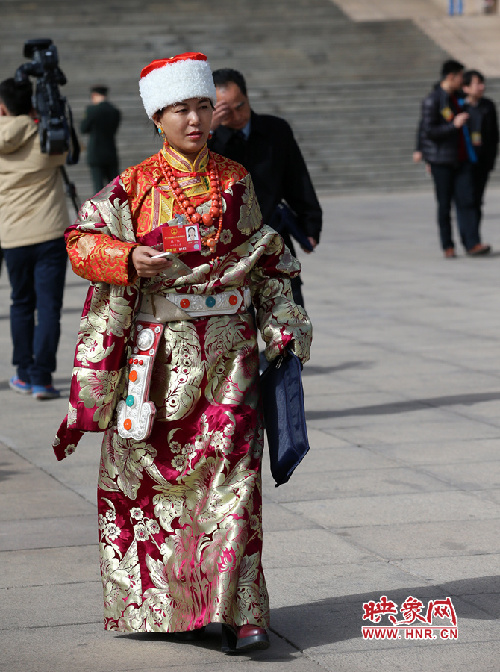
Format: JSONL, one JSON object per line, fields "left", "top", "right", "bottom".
{"left": 116, "top": 577, "right": 498, "bottom": 660}
{"left": 270, "top": 577, "right": 499, "bottom": 653}
{"left": 0, "top": 462, "right": 22, "bottom": 483}
{"left": 303, "top": 361, "right": 373, "bottom": 376}
{"left": 306, "top": 391, "right": 500, "bottom": 420}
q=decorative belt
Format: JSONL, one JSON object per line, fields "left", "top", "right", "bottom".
{"left": 116, "top": 287, "right": 252, "bottom": 441}
{"left": 164, "top": 287, "right": 252, "bottom": 318}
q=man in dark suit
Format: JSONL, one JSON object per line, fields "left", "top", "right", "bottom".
{"left": 208, "top": 69, "right": 322, "bottom": 307}
{"left": 462, "top": 70, "right": 499, "bottom": 232}
{"left": 80, "top": 86, "right": 121, "bottom": 195}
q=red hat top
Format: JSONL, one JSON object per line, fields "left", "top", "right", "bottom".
{"left": 140, "top": 52, "right": 208, "bottom": 79}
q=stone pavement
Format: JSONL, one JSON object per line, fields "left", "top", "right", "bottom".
{"left": 1, "top": 184, "right": 500, "bottom": 671}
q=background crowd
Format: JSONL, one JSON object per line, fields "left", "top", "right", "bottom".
{"left": 414, "top": 59, "right": 499, "bottom": 258}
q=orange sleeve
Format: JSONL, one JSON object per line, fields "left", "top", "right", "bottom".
{"left": 66, "top": 229, "right": 138, "bottom": 286}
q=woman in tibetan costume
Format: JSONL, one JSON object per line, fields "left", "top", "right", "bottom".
{"left": 53, "top": 52, "right": 312, "bottom": 653}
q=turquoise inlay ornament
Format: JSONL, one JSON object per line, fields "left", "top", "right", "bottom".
{"left": 205, "top": 296, "right": 216, "bottom": 308}
{"left": 126, "top": 395, "right": 135, "bottom": 407}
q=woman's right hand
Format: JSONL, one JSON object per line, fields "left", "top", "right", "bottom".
{"left": 131, "top": 246, "right": 174, "bottom": 277}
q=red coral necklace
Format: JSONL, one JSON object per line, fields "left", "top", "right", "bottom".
{"left": 159, "top": 151, "right": 223, "bottom": 253}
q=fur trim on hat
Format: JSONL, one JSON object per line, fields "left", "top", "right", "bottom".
{"left": 139, "top": 56, "right": 216, "bottom": 118}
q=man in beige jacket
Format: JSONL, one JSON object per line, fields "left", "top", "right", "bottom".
{"left": 0, "top": 77, "right": 69, "bottom": 399}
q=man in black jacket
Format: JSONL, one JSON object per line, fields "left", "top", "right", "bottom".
{"left": 421, "top": 60, "right": 490, "bottom": 258}
{"left": 80, "top": 86, "right": 121, "bottom": 195}
{"left": 208, "top": 69, "right": 322, "bottom": 307}
{"left": 463, "top": 69, "right": 499, "bottom": 232}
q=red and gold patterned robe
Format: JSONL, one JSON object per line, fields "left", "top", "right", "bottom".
{"left": 53, "top": 144, "right": 312, "bottom": 633}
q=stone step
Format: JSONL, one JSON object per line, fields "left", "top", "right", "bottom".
{"left": 0, "top": 0, "right": 486, "bottom": 195}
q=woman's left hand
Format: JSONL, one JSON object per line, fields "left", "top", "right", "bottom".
{"left": 131, "top": 246, "right": 174, "bottom": 277}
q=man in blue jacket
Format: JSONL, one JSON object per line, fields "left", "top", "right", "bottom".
{"left": 463, "top": 69, "right": 499, "bottom": 233}
{"left": 420, "top": 60, "right": 490, "bottom": 258}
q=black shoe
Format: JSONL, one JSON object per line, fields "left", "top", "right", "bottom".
{"left": 221, "top": 625, "right": 237, "bottom": 653}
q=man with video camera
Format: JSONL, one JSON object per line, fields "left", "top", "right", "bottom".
{"left": 0, "top": 76, "right": 69, "bottom": 399}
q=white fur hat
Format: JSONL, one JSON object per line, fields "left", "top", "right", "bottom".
{"left": 139, "top": 52, "right": 216, "bottom": 119}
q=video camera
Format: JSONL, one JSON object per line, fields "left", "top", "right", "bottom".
{"left": 14, "top": 38, "right": 79, "bottom": 164}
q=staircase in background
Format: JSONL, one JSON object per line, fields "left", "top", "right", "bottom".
{"left": 0, "top": 0, "right": 497, "bottom": 199}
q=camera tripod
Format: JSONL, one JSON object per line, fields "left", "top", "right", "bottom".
{"left": 60, "top": 166, "right": 80, "bottom": 215}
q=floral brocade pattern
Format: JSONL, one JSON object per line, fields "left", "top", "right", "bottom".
{"left": 55, "top": 144, "right": 312, "bottom": 634}
{"left": 66, "top": 186, "right": 138, "bottom": 285}
{"left": 98, "top": 314, "right": 268, "bottom": 632}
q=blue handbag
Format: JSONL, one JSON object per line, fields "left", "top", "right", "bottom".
{"left": 260, "top": 350, "right": 310, "bottom": 487}
{"left": 269, "top": 202, "right": 314, "bottom": 252}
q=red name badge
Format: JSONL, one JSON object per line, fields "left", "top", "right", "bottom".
{"left": 162, "top": 215, "right": 201, "bottom": 253}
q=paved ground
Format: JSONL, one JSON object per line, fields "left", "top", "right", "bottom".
{"left": 1, "top": 182, "right": 500, "bottom": 671}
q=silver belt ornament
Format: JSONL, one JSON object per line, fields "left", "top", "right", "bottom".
{"left": 116, "top": 320, "right": 164, "bottom": 441}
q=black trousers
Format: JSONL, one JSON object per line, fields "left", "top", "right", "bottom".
{"left": 471, "top": 164, "right": 491, "bottom": 232}
{"left": 290, "top": 276, "right": 304, "bottom": 308}
{"left": 430, "top": 163, "right": 480, "bottom": 251}
{"left": 3, "top": 237, "right": 67, "bottom": 386}
{"left": 89, "top": 161, "right": 119, "bottom": 196}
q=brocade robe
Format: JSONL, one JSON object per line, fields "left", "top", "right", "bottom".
{"left": 53, "top": 144, "right": 312, "bottom": 633}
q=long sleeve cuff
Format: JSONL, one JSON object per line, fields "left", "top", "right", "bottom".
{"left": 67, "top": 230, "right": 137, "bottom": 285}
